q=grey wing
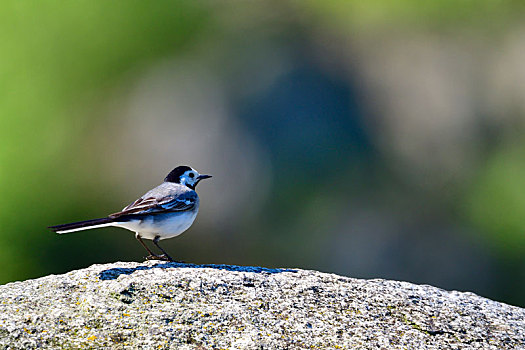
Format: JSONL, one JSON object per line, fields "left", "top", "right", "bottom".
{"left": 109, "top": 191, "right": 197, "bottom": 219}
{"left": 159, "top": 191, "right": 198, "bottom": 211}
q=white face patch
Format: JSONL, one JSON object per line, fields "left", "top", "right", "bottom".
{"left": 179, "top": 170, "right": 199, "bottom": 187}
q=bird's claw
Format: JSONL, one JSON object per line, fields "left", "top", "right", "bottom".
{"left": 144, "top": 254, "right": 184, "bottom": 263}
{"left": 145, "top": 254, "right": 172, "bottom": 262}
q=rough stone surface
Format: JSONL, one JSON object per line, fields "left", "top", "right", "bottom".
{"left": 0, "top": 261, "right": 524, "bottom": 349}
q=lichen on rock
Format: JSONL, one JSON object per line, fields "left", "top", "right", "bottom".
{"left": 0, "top": 261, "right": 523, "bottom": 349}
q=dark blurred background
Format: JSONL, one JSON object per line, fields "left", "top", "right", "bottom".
{"left": 1, "top": 1, "right": 525, "bottom": 307}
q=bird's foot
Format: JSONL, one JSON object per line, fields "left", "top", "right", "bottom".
{"left": 144, "top": 254, "right": 170, "bottom": 262}
{"left": 144, "top": 254, "right": 183, "bottom": 263}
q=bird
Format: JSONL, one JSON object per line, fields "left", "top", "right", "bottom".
{"left": 49, "top": 166, "right": 212, "bottom": 262}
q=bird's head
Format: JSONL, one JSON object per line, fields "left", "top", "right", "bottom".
{"left": 164, "top": 166, "right": 212, "bottom": 190}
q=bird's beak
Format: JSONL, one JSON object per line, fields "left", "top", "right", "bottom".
{"left": 197, "top": 174, "right": 212, "bottom": 180}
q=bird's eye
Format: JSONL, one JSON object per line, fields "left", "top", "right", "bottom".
{"left": 188, "top": 173, "right": 195, "bottom": 178}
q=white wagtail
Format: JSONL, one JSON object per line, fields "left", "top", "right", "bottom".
{"left": 49, "top": 166, "right": 212, "bottom": 262}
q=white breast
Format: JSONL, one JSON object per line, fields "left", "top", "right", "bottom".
{"left": 115, "top": 210, "right": 199, "bottom": 240}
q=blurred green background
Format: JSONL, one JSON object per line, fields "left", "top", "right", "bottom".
{"left": 1, "top": 1, "right": 525, "bottom": 307}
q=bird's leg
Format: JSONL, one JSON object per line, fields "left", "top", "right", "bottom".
{"left": 135, "top": 233, "right": 161, "bottom": 261}
{"left": 152, "top": 236, "right": 178, "bottom": 262}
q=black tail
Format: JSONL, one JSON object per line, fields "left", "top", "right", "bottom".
{"left": 48, "top": 217, "right": 115, "bottom": 234}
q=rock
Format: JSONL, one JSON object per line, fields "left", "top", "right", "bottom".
{"left": 0, "top": 261, "right": 523, "bottom": 349}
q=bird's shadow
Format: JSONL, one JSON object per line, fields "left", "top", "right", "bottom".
{"left": 99, "top": 262, "right": 297, "bottom": 281}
